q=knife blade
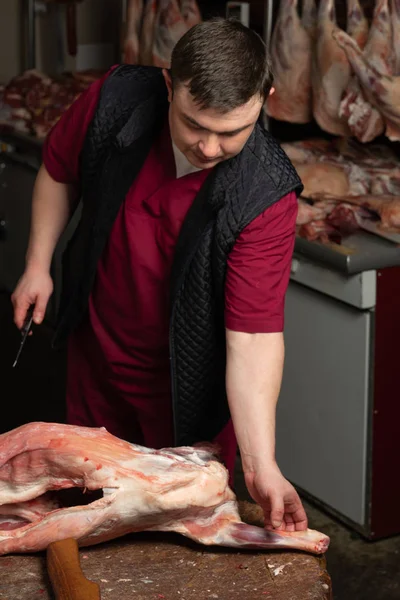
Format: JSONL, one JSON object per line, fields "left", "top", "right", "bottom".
{"left": 12, "top": 305, "right": 34, "bottom": 368}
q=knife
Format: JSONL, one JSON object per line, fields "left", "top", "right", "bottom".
{"left": 12, "top": 305, "right": 34, "bottom": 368}
{"left": 47, "top": 538, "right": 101, "bottom": 600}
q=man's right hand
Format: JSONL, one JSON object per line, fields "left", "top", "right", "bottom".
{"left": 11, "top": 267, "right": 53, "bottom": 329}
{"left": 244, "top": 463, "right": 308, "bottom": 532}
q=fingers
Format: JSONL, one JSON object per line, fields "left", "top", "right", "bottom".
{"left": 245, "top": 468, "right": 309, "bottom": 532}
{"left": 292, "top": 506, "right": 308, "bottom": 531}
{"left": 264, "top": 497, "right": 308, "bottom": 532}
{"left": 11, "top": 272, "right": 52, "bottom": 329}
{"left": 284, "top": 494, "right": 309, "bottom": 531}
{"left": 269, "top": 493, "right": 285, "bottom": 529}
{"left": 265, "top": 521, "right": 287, "bottom": 531}
{"left": 11, "top": 281, "right": 31, "bottom": 329}
{"left": 13, "top": 299, "right": 31, "bottom": 330}
{"left": 283, "top": 512, "right": 296, "bottom": 532}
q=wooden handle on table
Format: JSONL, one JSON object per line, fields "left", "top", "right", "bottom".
{"left": 47, "top": 538, "right": 101, "bottom": 600}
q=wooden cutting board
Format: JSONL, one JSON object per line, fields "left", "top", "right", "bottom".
{"left": 0, "top": 502, "right": 332, "bottom": 600}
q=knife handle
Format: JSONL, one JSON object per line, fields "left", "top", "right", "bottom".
{"left": 47, "top": 538, "right": 101, "bottom": 600}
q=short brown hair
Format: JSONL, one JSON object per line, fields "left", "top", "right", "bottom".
{"left": 170, "top": 18, "right": 273, "bottom": 112}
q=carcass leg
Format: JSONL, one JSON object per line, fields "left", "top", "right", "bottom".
{"left": 221, "top": 522, "right": 330, "bottom": 555}
{"left": 156, "top": 501, "right": 330, "bottom": 556}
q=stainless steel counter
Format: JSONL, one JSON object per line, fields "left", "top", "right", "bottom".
{"left": 295, "top": 231, "right": 400, "bottom": 275}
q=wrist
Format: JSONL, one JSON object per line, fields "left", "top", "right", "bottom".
{"left": 241, "top": 452, "right": 278, "bottom": 476}
{"left": 25, "top": 255, "right": 51, "bottom": 273}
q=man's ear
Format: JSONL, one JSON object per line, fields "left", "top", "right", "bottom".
{"left": 162, "top": 69, "right": 173, "bottom": 102}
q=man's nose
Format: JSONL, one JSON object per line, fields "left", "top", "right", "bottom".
{"left": 198, "top": 134, "right": 220, "bottom": 158}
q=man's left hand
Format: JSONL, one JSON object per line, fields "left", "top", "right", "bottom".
{"left": 244, "top": 462, "right": 308, "bottom": 532}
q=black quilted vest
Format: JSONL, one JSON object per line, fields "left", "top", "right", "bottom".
{"left": 53, "top": 65, "right": 303, "bottom": 445}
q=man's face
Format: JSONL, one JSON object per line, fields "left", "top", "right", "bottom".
{"left": 163, "top": 71, "right": 265, "bottom": 170}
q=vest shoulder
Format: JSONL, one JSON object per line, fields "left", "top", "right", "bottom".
{"left": 251, "top": 125, "right": 303, "bottom": 194}
{"left": 107, "top": 64, "right": 165, "bottom": 83}
{"left": 100, "top": 65, "right": 166, "bottom": 104}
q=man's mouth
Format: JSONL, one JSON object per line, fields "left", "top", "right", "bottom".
{"left": 194, "top": 153, "right": 221, "bottom": 164}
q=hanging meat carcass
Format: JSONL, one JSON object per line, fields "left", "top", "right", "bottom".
{"left": 139, "top": 0, "right": 158, "bottom": 66}
{"left": 357, "top": 0, "right": 392, "bottom": 76}
{"left": 339, "top": 78, "right": 385, "bottom": 143}
{"left": 0, "top": 422, "right": 330, "bottom": 556}
{"left": 339, "top": 0, "right": 394, "bottom": 142}
{"left": 180, "top": 0, "right": 202, "bottom": 28}
{"left": 346, "top": 0, "right": 369, "bottom": 49}
{"left": 122, "top": 0, "right": 144, "bottom": 64}
{"left": 266, "top": 0, "right": 314, "bottom": 123}
{"left": 152, "top": 0, "right": 202, "bottom": 68}
{"left": 334, "top": 29, "right": 400, "bottom": 142}
{"left": 123, "top": 0, "right": 201, "bottom": 68}
{"left": 312, "top": 0, "right": 348, "bottom": 135}
{"left": 336, "top": 0, "right": 372, "bottom": 141}
{"left": 301, "top": 0, "right": 317, "bottom": 38}
{"left": 312, "top": 0, "right": 369, "bottom": 136}
{"left": 391, "top": 0, "right": 400, "bottom": 74}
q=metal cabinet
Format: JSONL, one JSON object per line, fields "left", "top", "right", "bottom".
{"left": 276, "top": 253, "right": 400, "bottom": 539}
{"left": 276, "top": 280, "right": 372, "bottom": 526}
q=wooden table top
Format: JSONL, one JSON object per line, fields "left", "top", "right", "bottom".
{"left": 0, "top": 502, "right": 332, "bottom": 600}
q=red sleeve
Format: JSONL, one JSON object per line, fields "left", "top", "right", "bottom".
{"left": 224, "top": 191, "right": 298, "bottom": 333}
{"left": 42, "top": 66, "right": 118, "bottom": 185}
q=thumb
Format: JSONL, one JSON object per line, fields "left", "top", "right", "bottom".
{"left": 269, "top": 494, "right": 285, "bottom": 529}
{"left": 33, "top": 292, "right": 49, "bottom": 325}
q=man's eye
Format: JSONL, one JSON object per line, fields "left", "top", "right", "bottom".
{"left": 186, "top": 121, "right": 200, "bottom": 130}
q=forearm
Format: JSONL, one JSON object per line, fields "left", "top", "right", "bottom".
{"left": 225, "top": 329, "right": 284, "bottom": 474}
{"left": 26, "top": 164, "right": 78, "bottom": 272}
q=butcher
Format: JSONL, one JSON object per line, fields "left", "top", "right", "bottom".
{"left": 11, "top": 19, "right": 306, "bottom": 532}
